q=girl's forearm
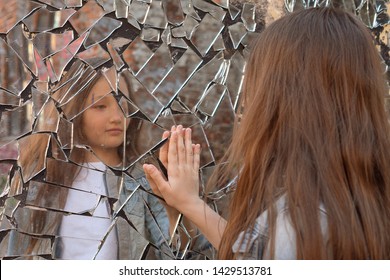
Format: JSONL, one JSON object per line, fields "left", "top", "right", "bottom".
{"left": 179, "top": 197, "right": 227, "bottom": 250}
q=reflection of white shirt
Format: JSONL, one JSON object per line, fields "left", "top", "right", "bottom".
{"left": 58, "top": 162, "right": 118, "bottom": 260}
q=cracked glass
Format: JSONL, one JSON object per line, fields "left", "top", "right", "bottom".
{"left": 0, "top": 0, "right": 388, "bottom": 260}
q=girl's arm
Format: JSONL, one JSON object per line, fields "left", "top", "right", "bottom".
{"left": 143, "top": 126, "right": 226, "bottom": 249}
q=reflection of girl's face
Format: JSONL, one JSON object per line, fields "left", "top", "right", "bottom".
{"left": 81, "top": 78, "right": 130, "bottom": 161}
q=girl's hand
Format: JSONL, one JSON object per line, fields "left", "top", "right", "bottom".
{"left": 143, "top": 125, "right": 201, "bottom": 213}
{"left": 145, "top": 125, "right": 226, "bottom": 250}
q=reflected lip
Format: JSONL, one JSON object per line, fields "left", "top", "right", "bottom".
{"left": 106, "top": 128, "right": 123, "bottom": 132}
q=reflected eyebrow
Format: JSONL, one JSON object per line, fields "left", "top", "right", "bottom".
{"left": 90, "top": 93, "right": 111, "bottom": 104}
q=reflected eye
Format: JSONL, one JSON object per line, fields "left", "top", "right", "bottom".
{"left": 93, "top": 104, "right": 106, "bottom": 110}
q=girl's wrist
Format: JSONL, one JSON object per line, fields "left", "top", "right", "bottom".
{"left": 179, "top": 197, "right": 205, "bottom": 220}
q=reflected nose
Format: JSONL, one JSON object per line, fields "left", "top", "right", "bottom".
{"left": 110, "top": 104, "right": 125, "bottom": 124}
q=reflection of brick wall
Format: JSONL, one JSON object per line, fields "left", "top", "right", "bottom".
{"left": 0, "top": 103, "right": 29, "bottom": 146}
{"left": 1, "top": 0, "right": 389, "bottom": 141}
{"left": 0, "top": 0, "right": 18, "bottom": 32}
{"left": 0, "top": 143, "right": 18, "bottom": 190}
{"left": 0, "top": 1, "right": 29, "bottom": 141}
{"left": 232, "top": 0, "right": 286, "bottom": 26}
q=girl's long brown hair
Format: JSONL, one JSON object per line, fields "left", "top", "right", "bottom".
{"left": 217, "top": 7, "right": 390, "bottom": 259}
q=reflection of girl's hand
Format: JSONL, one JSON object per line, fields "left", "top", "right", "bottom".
{"left": 143, "top": 125, "right": 201, "bottom": 213}
{"left": 147, "top": 126, "right": 176, "bottom": 199}
{"left": 159, "top": 130, "right": 170, "bottom": 170}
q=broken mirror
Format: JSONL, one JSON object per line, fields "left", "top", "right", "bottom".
{"left": 0, "top": 0, "right": 388, "bottom": 260}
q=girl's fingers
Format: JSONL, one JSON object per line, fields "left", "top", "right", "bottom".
{"left": 193, "top": 144, "right": 201, "bottom": 171}
{"left": 164, "top": 124, "right": 199, "bottom": 169}
{"left": 185, "top": 128, "right": 193, "bottom": 165}
{"left": 176, "top": 125, "right": 186, "bottom": 165}
{"left": 168, "top": 127, "right": 178, "bottom": 168}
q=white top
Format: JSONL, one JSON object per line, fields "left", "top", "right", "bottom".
{"left": 58, "top": 162, "right": 118, "bottom": 260}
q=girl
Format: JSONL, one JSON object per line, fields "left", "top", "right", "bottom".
{"left": 143, "top": 7, "right": 390, "bottom": 259}
{"left": 2, "top": 63, "right": 174, "bottom": 259}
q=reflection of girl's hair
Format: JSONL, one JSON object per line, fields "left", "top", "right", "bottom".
{"left": 21, "top": 67, "right": 140, "bottom": 255}
{"left": 214, "top": 8, "right": 390, "bottom": 259}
